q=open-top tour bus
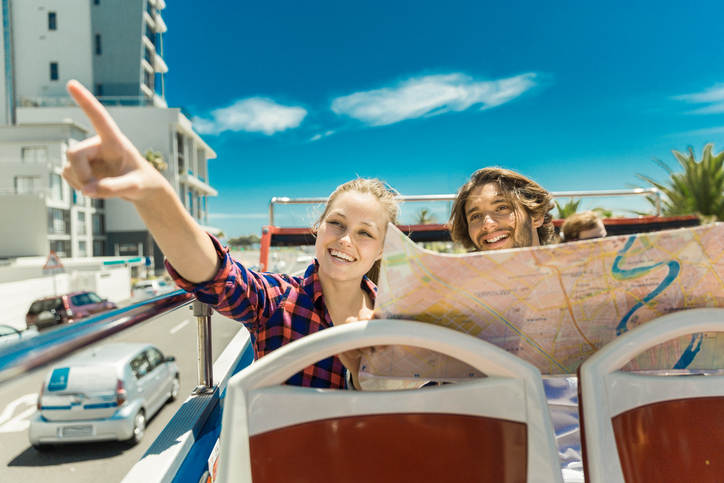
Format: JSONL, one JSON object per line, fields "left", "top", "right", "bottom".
{"left": 1, "top": 188, "right": 721, "bottom": 483}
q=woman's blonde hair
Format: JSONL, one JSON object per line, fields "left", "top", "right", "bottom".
{"left": 312, "top": 178, "right": 400, "bottom": 284}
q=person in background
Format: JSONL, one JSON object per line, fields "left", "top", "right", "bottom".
{"left": 560, "top": 211, "right": 607, "bottom": 242}
{"left": 61, "top": 80, "right": 398, "bottom": 390}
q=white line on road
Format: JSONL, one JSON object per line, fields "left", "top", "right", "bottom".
{"left": 170, "top": 319, "right": 191, "bottom": 335}
{"left": 0, "top": 393, "right": 38, "bottom": 433}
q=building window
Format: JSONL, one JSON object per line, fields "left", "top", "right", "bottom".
{"left": 49, "top": 240, "right": 71, "bottom": 258}
{"left": 50, "top": 62, "right": 59, "bottom": 81}
{"left": 78, "top": 241, "right": 87, "bottom": 257}
{"left": 50, "top": 173, "right": 63, "bottom": 201}
{"left": 144, "top": 69, "right": 153, "bottom": 90}
{"left": 91, "top": 198, "right": 104, "bottom": 209}
{"left": 95, "top": 34, "right": 102, "bottom": 55}
{"left": 77, "top": 212, "right": 87, "bottom": 235}
{"left": 14, "top": 176, "right": 41, "bottom": 194}
{"left": 144, "top": 45, "right": 153, "bottom": 64}
{"left": 93, "top": 240, "right": 105, "bottom": 257}
{"left": 47, "top": 208, "right": 70, "bottom": 235}
{"left": 95, "top": 83, "right": 103, "bottom": 96}
{"left": 73, "top": 189, "right": 85, "bottom": 205}
{"left": 48, "top": 12, "right": 57, "bottom": 30}
{"left": 94, "top": 0, "right": 100, "bottom": 5}
{"left": 92, "top": 213, "right": 105, "bottom": 235}
{"left": 21, "top": 146, "right": 47, "bottom": 163}
{"left": 176, "top": 133, "right": 185, "bottom": 173}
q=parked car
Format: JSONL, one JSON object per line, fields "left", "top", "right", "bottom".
{"left": 131, "top": 279, "right": 178, "bottom": 301}
{"left": 29, "top": 342, "right": 179, "bottom": 450}
{"left": 0, "top": 324, "right": 39, "bottom": 347}
{"left": 25, "top": 291, "right": 118, "bottom": 331}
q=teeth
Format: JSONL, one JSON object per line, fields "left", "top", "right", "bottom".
{"left": 331, "top": 250, "right": 355, "bottom": 262}
{"left": 485, "top": 234, "right": 509, "bottom": 244}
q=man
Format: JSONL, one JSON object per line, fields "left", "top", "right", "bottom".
{"left": 448, "top": 167, "right": 555, "bottom": 251}
{"left": 560, "top": 211, "right": 607, "bottom": 242}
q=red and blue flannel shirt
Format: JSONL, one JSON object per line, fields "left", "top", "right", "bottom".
{"left": 165, "top": 235, "right": 376, "bottom": 389}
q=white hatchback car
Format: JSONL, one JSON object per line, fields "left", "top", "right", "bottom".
{"left": 131, "top": 279, "right": 177, "bottom": 301}
{"left": 29, "top": 343, "right": 179, "bottom": 450}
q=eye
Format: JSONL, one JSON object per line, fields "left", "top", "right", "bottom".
{"left": 496, "top": 205, "right": 512, "bottom": 213}
{"left": 359, "top": 230, "right": 374, "bottom": 238}
{"left": 329, "top": 220, "right": 344, "bottom": 228}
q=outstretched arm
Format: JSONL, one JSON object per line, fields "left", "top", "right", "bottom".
{"left": 63, "top": 80, "right": 220, "bottom": 283}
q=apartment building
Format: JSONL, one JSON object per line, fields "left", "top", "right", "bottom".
{"left": 0, "top": 0, "right": 218, "bottom": 269}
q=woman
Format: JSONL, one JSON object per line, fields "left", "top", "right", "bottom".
{"left": 62, "top": 80, "right": 397, "bottom": 390}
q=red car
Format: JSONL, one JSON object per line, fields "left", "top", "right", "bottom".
{"left": 26, "top": 291, "right": 118, "bottom": 331}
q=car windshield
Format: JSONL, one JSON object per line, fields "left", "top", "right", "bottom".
{"left": 70, "top": 293, "right": 103, "bottom": 306}
{"left": 27, "top": 298, "right": 63, "bottom": 314}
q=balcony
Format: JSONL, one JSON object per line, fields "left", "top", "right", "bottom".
{"left": 179, "top": 171, "right": 218, "bottom": 196}
{"left": 154, "top": 54, "right": 168, "bottom": 73}
{"left": 19, "top": 96, "right": 157, "bottom": 107}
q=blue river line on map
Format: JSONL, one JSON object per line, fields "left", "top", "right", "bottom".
{"left": 610, "top": 235, "right": 695, "bottom": 368}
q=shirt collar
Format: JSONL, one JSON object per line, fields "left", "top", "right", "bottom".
{"left": 305, "top": 260, "right": 377, "bottom": 310}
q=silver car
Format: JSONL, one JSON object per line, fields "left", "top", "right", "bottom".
{"left": 29, "top": 343, "right": 179, "bottom": 450}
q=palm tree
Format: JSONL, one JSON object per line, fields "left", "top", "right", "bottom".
{"left": 555, "top": 198, "right": 581, "bottom": 218}
{"left": 414, "top": 208, "right": 439, "bottom": 225}
{"left": 637, "top": 143, "right": 724, "bottom": 221}
{"left": 143, "top": 149, "right": 168, "bottom": 172}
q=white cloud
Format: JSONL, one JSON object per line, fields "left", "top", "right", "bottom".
{"left": 673, "top": 84, "right": 724, "bottom": 114}
{"left": 310, "top": 130, "right": 335, "bottom": 142}
{"left": 194, "top": 97, "right": 307, "bottom": 135}
{"left": 330, "top": 72, "right": 537, "bottom": 126}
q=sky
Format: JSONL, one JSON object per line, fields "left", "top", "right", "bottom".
{"left": 161, "top": 1, "right": 724, "bottom": 238}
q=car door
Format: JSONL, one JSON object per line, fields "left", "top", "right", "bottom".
{"left": 130, "top": 351, "right": 163, "bottom": 414}
{"left": 142, "top": 348, "right": 169, "bottom": 416}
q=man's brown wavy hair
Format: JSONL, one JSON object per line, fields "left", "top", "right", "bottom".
{"left": 448, "top": 167, "right": 555, "bottom": 249}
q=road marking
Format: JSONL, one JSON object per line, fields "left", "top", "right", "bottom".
{"left": 170, "top": 319, "right": 190, "bottom": 335}
{"left": 0, "top": 393, "right": 38, "bottom": 433}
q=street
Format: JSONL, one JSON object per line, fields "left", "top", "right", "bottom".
{"left": 0, "top": 304, "right": 243, "bottom": 483}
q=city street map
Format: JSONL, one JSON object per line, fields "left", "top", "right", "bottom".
{"left": 361, "top": 223, "right": 724, "bottom": 381}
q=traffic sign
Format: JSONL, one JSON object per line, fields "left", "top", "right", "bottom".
{"left": 42, "top": 251, "right": 65, "bottom": 276}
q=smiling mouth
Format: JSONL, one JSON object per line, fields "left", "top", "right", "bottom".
{"left": 478, "top": 230, "right": 512, "bottom": 247}
{"left": 330, "top": 249, "right": 356, "bottom": 262}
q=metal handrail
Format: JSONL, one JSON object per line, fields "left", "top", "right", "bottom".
{"left": 268, "top": 188, "right": 662, "bottom": 225}
{"left": 0, "top": 290, "right": 199, "bottom": 386}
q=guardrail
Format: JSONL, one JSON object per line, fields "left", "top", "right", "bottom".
{"left": 0, "top": 290, "right": 215, "bottom": 391}
{"left": 268, "top": 188, "right": 662, "bottom": 226}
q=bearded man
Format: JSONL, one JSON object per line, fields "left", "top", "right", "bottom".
{"left": 448, "top": 167, "right": 555, "bottom": 251}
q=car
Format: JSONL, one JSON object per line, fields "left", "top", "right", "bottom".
{"left": 131, "top": 279, "right": 177, "bottom": 301}
{"left": 0, "top": 324, "right": 39, "bottom": 347}
{"left": 25, "top": 291, "right": 118, "bottom": 331}
{"left": 28, "top": 342, "right": 180, "bottom": 450}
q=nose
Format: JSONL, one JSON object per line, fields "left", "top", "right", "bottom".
{"left": 339, "top": 232, "right": 353, "bottom": 246}
{"left": 482, "top": 213, "right": 498, "bottom": 228}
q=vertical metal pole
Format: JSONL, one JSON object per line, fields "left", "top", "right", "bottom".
{"left": 192, "top": 300, "right": 213, "bottom": 393}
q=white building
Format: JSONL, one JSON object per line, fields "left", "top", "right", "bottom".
{"left": 0, "top": 0, "right": 218, "bottom": 271}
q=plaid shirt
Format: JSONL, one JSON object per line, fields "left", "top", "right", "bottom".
{"left": 165, "top": 235, "right": 377, "bottom": 389}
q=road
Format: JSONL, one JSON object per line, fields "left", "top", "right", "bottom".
{"left": 0, "top": 304, "right": 244, "bottom": 483}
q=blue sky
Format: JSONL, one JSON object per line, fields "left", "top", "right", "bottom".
{"left": 162, "top": 1, "right": 724, "bottom": 237}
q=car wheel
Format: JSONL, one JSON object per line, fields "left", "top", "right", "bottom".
{"left": 129, "top": 410, "right": 146, "bottom": 445}
{"left": 168, "top": 375, "right": 180, "bottom": 402}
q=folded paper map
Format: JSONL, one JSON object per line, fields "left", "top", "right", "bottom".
{"left": 361, "top": 223, "right": 724, "bottom": 380}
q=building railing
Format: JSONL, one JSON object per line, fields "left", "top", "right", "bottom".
{"left": 268, "top": 188, "right": 663, "bottom": 226}
{"left": 0, "top": 187, "right": 52, "bottom": 196}
{"left": 0, "top": 156, "right": 63, "bottom": 167}
{"left": 19, "top": 96, "right": 157, "bottom": 108}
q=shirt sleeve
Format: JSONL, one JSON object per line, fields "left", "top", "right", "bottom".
{"left": 164, "top": 234, "right": 287, "bottom": 334}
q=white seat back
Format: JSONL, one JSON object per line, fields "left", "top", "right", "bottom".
{"left": 217, "top": 319, "right": 562, "bottom": 483}
{"left": 579, "top": 308, "right": 724, "bottom": 483}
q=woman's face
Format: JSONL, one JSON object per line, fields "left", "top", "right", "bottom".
{"left": 315, "top": 191, "right": 388, "bottom": 283}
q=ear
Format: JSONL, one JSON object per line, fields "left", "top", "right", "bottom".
{"left": 532, "top": 216, "right": 544, "bottom": 228}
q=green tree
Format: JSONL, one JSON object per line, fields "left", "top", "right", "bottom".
{"left": 228, "top": 234, "right": 261, "bottom": 248}
{"left": 555, "top": 198, "right": 581, "bottom": 218}
{"left": 414, "top": 208, "right": 439, "bottom": 225}
{"left": 143, "top": 149, "right": 168, "bottom": 172}
{"left": 637, "top": 143, "right": 724, "bottom": 221}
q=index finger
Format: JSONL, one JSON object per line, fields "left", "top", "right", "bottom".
{"left": 66, "top": 80, "right": 123, "bottom": 140}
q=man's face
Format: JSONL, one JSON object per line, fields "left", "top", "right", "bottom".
{"left": 464, "top": 182, "right": 543, "bottom": 252}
